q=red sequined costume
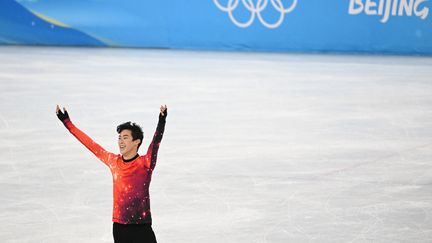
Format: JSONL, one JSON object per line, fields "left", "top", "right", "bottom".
{"left": 63, "top": 116, "right": 165, "bottom": 224}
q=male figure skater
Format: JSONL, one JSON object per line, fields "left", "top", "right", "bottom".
{"left": 56, "top": 104, "right": 167, "bottom": 243}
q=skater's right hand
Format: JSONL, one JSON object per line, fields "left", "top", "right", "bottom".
{"left": 56, "top": 105, "right": 70, "bottom": 123}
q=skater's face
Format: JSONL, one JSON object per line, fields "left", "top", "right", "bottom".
{"left": 118, "top": 129, "right": 140, "bottom": 155}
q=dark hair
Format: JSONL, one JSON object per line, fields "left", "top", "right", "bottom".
{"left": 116, "top": 121, "right": 144, "bottom": 149}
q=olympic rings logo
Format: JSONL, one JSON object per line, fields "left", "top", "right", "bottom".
{"left": 213, "top": 0, "right": 298, "bottom": 28}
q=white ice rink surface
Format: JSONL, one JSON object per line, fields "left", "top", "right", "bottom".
{"left": 0, "top": 46, "right": 431, "bottom": 243}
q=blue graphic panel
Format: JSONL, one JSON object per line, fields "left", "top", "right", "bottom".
{"left": 0, "top": 0, "right": 105, "bottom": 46}
{"left": 1, "top": 0, "right": 431, "bottom": 54}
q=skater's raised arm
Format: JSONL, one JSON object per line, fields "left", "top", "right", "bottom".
{"left": 56, "top": 105, "right": 115, "bottom": 167}
{"left": 145, "top": 105, "right": 167, "bottom": 170}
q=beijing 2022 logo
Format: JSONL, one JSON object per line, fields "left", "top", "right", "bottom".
{"left": 213, "top": 0, "right": 298, "bottom": 28}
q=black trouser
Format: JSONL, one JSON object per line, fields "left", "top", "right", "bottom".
{"left": 113, "top": 222, "right": 157, "bottom": 243}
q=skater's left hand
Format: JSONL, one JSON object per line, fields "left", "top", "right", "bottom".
{"left": 159, "top": 104, "right": 167, "bottom": 118}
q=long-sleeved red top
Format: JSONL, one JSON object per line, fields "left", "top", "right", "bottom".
{"left": 63, "top": 117, "right": 166, "bottom": 224}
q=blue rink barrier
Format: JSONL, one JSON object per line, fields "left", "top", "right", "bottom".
{"left": 1, "top": 0, "right": 431, "bottom": 55}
